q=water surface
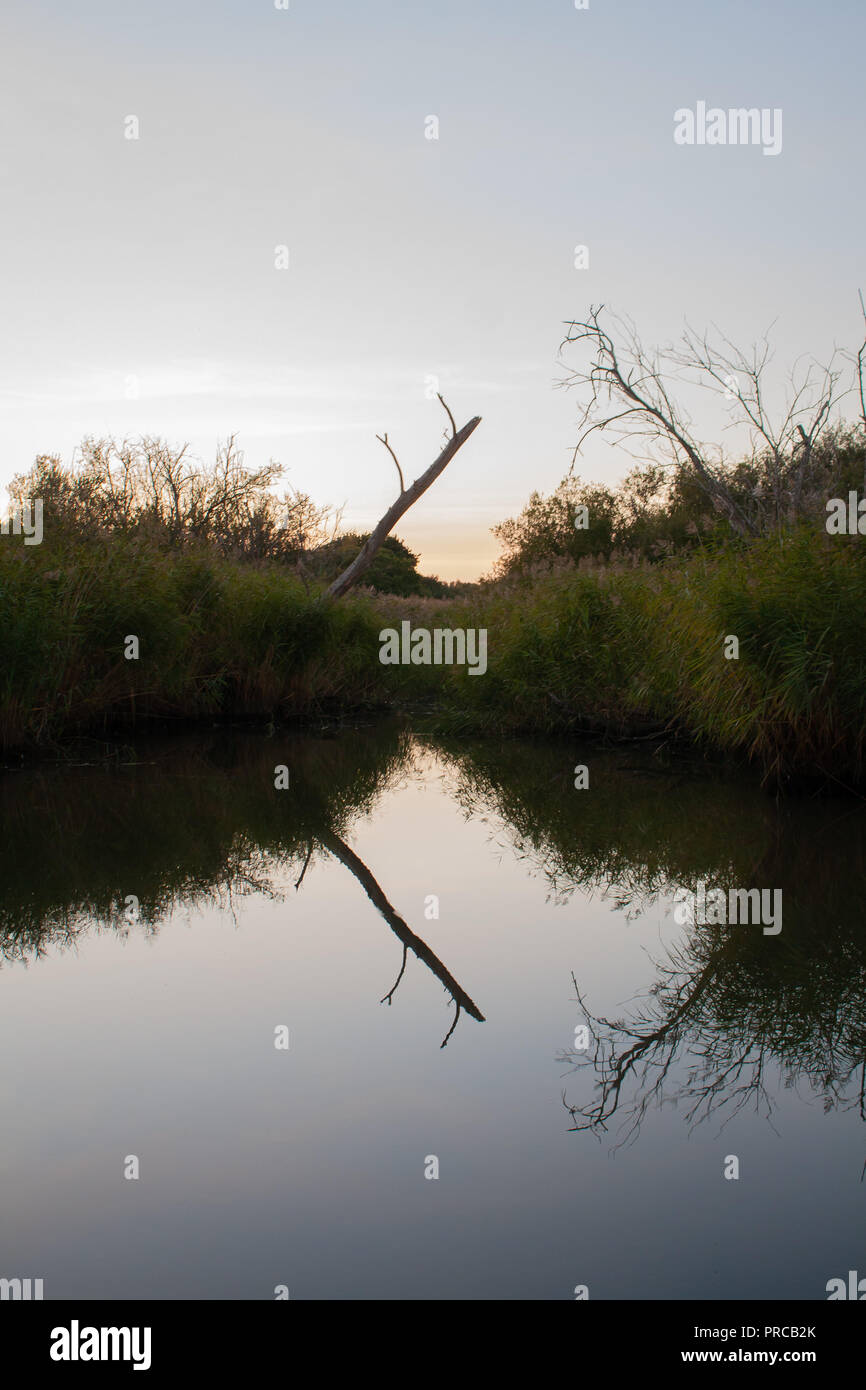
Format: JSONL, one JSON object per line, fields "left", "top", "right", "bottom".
{"left": 1, "top": 723, "right": 864, "bottom": 1299}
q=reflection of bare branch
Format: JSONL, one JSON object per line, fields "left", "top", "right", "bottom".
{"left": 381, "top": 944, "right": 408, "bottom": 1006}
{"left": 561, "top": 952, "right": 726, "bottom": 1142}
{"left": 562, "top": 917, "right": 866, "bottom": 1155}
{"left": 318, "top": 829, "right": 485, "bottom": 1046}
{"left": 294, "top": 842, "right": 313, "bottom": 891}
{"left": 441, "top": 1001, "right": 462, "bottom": 1048}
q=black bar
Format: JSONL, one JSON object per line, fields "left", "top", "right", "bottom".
{"left": 3, "top": 1299, "right": 860, "bottom": 1376}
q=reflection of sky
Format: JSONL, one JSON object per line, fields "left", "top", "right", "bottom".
{"left": 0, "top": 752, "right": 861, "bottom": 1299}
{"left": 2, "top": 1, "right": 864, "bottom": 577}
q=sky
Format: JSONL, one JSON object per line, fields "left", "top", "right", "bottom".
{"left": 1, "top": 0, "right": 863, "bottom": 578}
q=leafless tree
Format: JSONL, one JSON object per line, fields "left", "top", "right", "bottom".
{"left": 558, "top": 305, "right": 846, "bottom": 535}
{"left": 673, "top": 323, "right": 843, "bottom": 527}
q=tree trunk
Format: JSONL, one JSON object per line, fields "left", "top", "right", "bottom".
{"left": 324, "top": 414, "right": 482, "bottom": 600}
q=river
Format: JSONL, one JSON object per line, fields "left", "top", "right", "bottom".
{"left": 1, "top": 721, "right": 863, "bottom": 1299}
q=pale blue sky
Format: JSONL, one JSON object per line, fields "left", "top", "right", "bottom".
{"left": 2, "top": 1, "right": 863, "bottom": 576}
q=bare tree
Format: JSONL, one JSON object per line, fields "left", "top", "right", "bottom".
{"left": 673, "top": 324, "right": 842, "bottom": 528}
{"left": 558, "top": 306, "right": 845, "bottom": 536}
{"left": 324, "top": 395, "right": 481, "bottom": 599}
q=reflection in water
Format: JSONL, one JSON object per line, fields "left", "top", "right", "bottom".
{"left": 560, "top": 917, "right": 866, "bottom": 1156}
{"left": 0, "top": 721, "right": 483, "bottom": 1046}
{"left": 319, "top": 829, "right": 484, "bottom": 1046}
{"left": 3, "top": 721, "right": 866, "bottom": 1298}
{"left": 2, "top": 722, "right": 865, "bottom": 1136}
{"left": 435, "top": 737, "right": 866, "bottom": 1154}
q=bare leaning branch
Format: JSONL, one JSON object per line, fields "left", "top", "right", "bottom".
{"left": 437, "top": 392, "right": 457, "bottom": 438}
{"left": 324, "top": 397, "right": 481, "bottom": 600}
{"left": 375, "top": 432, "right": 405, "bottom": 494}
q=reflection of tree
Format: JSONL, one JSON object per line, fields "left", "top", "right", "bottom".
{"left": 431, "top": 734, "right": 866, "bottom": 1143}
{"left": 0, "top": 724, "right": 485, "bottom": 1046}
{"left": 0, "top": 724, "right": 410, "bottom": 958}
{"left": 560, "top": 917, "right": 866, "bottom": 1151}
{"left": 318, "top": 830, "right": 484, "bottom": 1047}
{"left": 4, "top": 723, "right": 866, "bottom": 1085}
{"left": 560, "top": 944, "right": 747, "bottom": 1144}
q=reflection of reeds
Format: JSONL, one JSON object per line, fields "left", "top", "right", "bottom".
{"left": 0, "top": 724, "right": 488, "bottom": 1043}
{"left": 4, "top": 722, "right": 864, "bottom": 961}
{"left": 0, "top": 721, "right": 412, "bottom": 960}
{"left": 3, "top": 724, "right": 865, "bottom": 1114}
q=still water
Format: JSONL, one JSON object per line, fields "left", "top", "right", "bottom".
{"left": 1, "top": 722, "right": 864, "bottom": 1299}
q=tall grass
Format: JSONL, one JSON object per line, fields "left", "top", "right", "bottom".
{"left": 0, "top": 536, "right": 389, "bottom": 746}
{"left": 1, "top": 527, "right": 864, "bottom": 786}
{"left": 428, "top": 530, "right": 866, "bottom": 786}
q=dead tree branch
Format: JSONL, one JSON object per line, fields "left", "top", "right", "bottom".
{"left": 437, "top": 393, "right": 457, "bottom": 438}
{"left": 324, "top": 400, "right": 481, "bottom": 600}
{"left": 375, "top": 433, "right": 405, "bottom": 494}
{"left": 559, "top": 306, "right": 758, "bottom": 537}
{"left": 674, "top": 323, "right": 842, "bottom": 526}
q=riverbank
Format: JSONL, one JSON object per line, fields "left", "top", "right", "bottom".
{"left": 1, "top": 526, "right": 863, "bottom": 787}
